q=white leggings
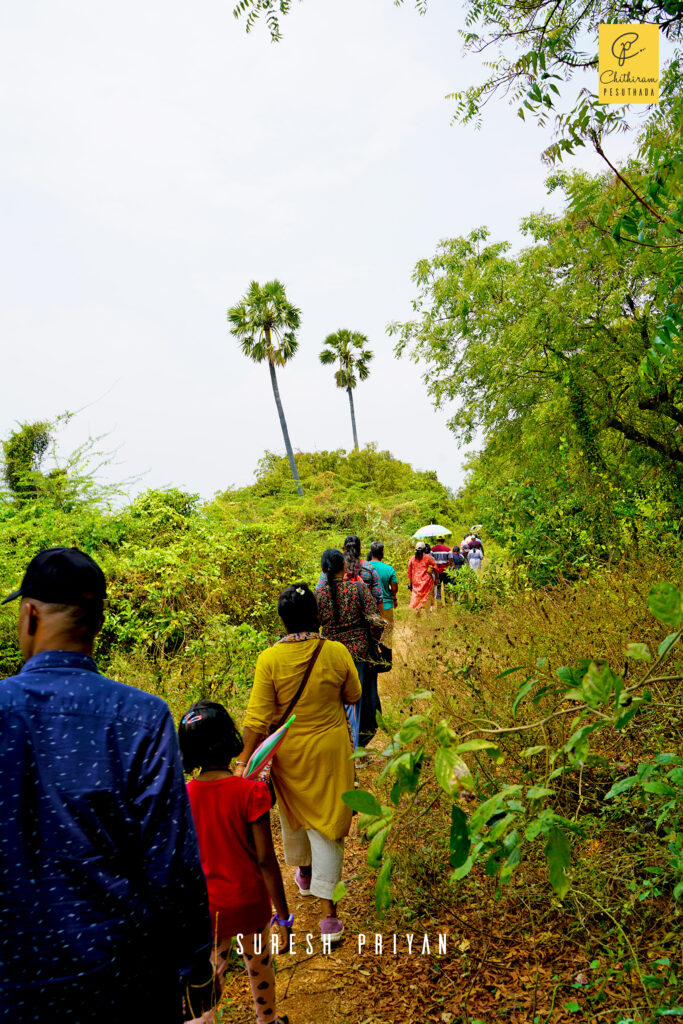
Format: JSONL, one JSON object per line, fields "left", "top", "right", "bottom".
{"left": 278, "top": 810, "right": 344, "bottom": 900}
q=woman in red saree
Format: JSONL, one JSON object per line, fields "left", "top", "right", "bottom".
{"left": 407, "top": 542, "right": 437, "bottom": 615}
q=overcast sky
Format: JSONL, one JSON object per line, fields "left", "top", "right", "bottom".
{"left": 0, "top": 1, "right": 656, "bottom": 501}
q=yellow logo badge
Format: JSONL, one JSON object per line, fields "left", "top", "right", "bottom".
{"left": 598, "top": 24, "right": 659, "bottom": 103}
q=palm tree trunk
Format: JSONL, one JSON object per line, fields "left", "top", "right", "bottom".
{"left": 347, "top": 387, "right": 359, "bottom": 450}
{"left": 268, "top": 357, "right": 304, "bottom": 496}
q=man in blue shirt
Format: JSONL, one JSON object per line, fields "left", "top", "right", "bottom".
{"left": 0, "top": 548, "right": 214, "bottom": 1022}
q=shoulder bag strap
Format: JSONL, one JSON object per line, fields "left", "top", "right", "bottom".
{"left": 272, "top": 638, "right": 325, "bottom": 732}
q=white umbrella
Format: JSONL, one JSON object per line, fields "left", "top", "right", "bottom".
{"left": 412, "top": 523, "right": 452, "bottom": 539}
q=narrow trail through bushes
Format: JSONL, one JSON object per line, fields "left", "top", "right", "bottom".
{"left": 216, "top": 612, "right": 680, "bottom": 1024}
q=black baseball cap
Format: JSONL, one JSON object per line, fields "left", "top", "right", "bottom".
{"left": 1, "top": 547, "right": 108, "bottom": 606}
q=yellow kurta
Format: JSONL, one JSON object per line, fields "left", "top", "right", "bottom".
{"left": 242, "top": 638, "right": 361, "bottom": 840}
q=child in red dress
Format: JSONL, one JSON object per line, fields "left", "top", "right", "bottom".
{"left": 178, "top": 701, "right": 292, "bottom": 1024}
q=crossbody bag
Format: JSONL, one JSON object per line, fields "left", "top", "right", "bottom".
{"left": 270, "top": 637, "right": 325, "bottom": 734}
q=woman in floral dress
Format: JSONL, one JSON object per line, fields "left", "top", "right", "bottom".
{"left": 316, "top": 548, "right": 383, "bottom": 750}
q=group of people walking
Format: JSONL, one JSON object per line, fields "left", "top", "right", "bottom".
{"left": 407, "top": 528, "right": 485, "bottom": 614}
{"left": 0, "top": 528, "right": 480, "bottom": 1023}
{"left": 0, "top": 538, "right": 400, "bottom": 1024}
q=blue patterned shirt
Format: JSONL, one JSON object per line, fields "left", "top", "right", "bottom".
{"left": 0, "top": 650, "right": 211, "bottom": 1020}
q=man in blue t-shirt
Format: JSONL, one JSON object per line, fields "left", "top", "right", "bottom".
{"left": 367, "top": 541, "right": 398, "bottom": 643}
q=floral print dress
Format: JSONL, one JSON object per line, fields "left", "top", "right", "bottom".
{"left": 316, "top": 577, "right": 376, "bottom": 662}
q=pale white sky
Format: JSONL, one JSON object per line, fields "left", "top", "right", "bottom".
{"left": 0, "top": 1, "right": 656, "bottom": 499}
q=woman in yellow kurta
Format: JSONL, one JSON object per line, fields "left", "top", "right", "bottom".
{"left": 237, "top": 583, "right": 361, "bottom": 942}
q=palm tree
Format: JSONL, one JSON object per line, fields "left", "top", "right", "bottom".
{"left": 319, "top": 329, "right": 374, "bottom": 451}
{"left": 227, "top": 280, "right": 304, "bottom": 497}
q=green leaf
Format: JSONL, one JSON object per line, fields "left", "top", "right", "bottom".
{"left": 513, "top": 678, "right": 536, "bottom": 716}
{"left": 648, "top": 583, "right": 683, "bottom": 628}
{"left": 470, "top": 786, "right": 522, "bottom": 833}
{"left": 545, "top": 826, "right": 571, "bottom": 899}
{"left": 331, "top": 881, "right": 347, "bottom": 903}
{"left": 399, "top": 715, "right": 425, "bottom": 743}
{"left": 565, "top": 720, "right": 604, "bottom": 761}
{"left": 605, "top": 775, "right": 638, "bottom": 799}
{"left": 455, "top": 738, "right": 502, "bottom": 754}
{"left": 449, "top": 855, "right": 473, "bottom": 881}
{"left": 527, "top": 786, "right": 555, "bottom": 800}
{"left": 643, "top": 781, "right": 676, "bottom": 796}
{"left": 525, "top": 818, "right": 545, "bottom": 841}
{"left": 435, "top": 747, "right": 472, "bottom": 795}
{"left": 407, "top": 689, "right": 433, "bottom": 700}
{"left": 658, "top": 632, "right": 680, "bottom": 658}
{"left": 654, "top": 753, "right": 682, "bottom": 766}
{"left": 580, "top": 662, "right": 620, "bottom": 708}
{"left": 625, "top": 643, "right": 651, "bottom": 663}
{"left": 521, "top": 745, "right": 546, "bottom": 758}
{"left": 364, "top": 816, "right": 391, "bottom": 838}
{"left": 342, "top": 789, "right": 382, "bottom": 816}
{"left": 615, "top": 692, "right": 651, "bottom": 729}
{"left": 375, "top": 856, "right": 393, "bottom": 914}
{"left": 500, "top": 843, "right": 522, "bottom": 882}
{"left": 367, "top": 825, "right": 390, "bottom": 868}
{"left": 449, "top": 805, "right": 470, "bottom": 868}
{"left": 494, "top": 665, "right": 526, "bottom": 680}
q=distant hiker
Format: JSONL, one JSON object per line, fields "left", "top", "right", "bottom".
{"left": 451, "top": 545, "right": 466, "bottom": 570}
{"left": 342, "top": 534, "right": 383, "bottom": 610}
{"left": 0, "top": 547, "right": 214, "bottom": 1023}
{"left": 316, "top": 548, "right": 384, "bottom": 753}
{"left": 407, "top": 541, "right": 438, "bottom": 616}
{"left": 467, "top": 544, "right": 484, "bottom": 572}
{"left": 430, "top": 536, "right": 453, "bottom": 606}
{"left": 179, "top": 702, "right": 291, "bottom": 1024}
{"left": 367, "top": 540, "right": 398, "bottom": 643}
{"left": 463, "top": 528, "right": 485, "bottom": 557}
{"left": 315, "top": 534, "right": 383, "bottom": 610}
{"left": 237, "top": 583, "right": 361, "bottom": 944}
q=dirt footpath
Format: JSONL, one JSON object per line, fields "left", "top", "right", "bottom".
{"left": 217, "top": 618, "right": 464, "bottom": 1024}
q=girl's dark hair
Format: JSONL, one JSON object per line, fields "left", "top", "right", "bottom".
{"left": 177, "top": 701, "right": 242, "bottom": 774}
{"left": 424, "top": 543, "right": 431, "bottom": 554}
{"left": 343, "top": 535, "right": 362, "bottom": 577}
{"left": 321, "top": 548, "right": 344, "bottom": 624}
{"left": 415, "top": 547, "right": 424, "bottom": 561}
{"left": 344, "top": 535, "right": 361, "bottom": 556}
{"left": 368, "top": 541, "right": 384, "bottom": 561}
{"left": 278, "top": 583, "right": 319, "bottom": 633}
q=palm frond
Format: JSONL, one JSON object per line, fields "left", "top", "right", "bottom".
{"left": 320, "top": 328, "right": 372, "bottom": 387}
{"left": 228, "top": 280, "right": 301, "bottom": 366}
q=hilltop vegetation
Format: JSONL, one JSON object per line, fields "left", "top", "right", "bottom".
{"left": 0, "top": 437, "right": 460, "bottom": 706}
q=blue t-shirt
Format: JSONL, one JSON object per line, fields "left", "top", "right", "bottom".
{"left": 369, "top": 559, "right": 398, "bottom": 609}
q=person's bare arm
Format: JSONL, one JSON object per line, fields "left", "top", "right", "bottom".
{"left": 234, "top": 727, "right": 266, "bottom": 777}
{"left": 236, "top": 651, "right": 274, "bottom": 776}
{"left": 341, "top": 650, "right": 362, "bottom": 704}
{"left": 252, "top": 813, "right": 291, "bottom": 940}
